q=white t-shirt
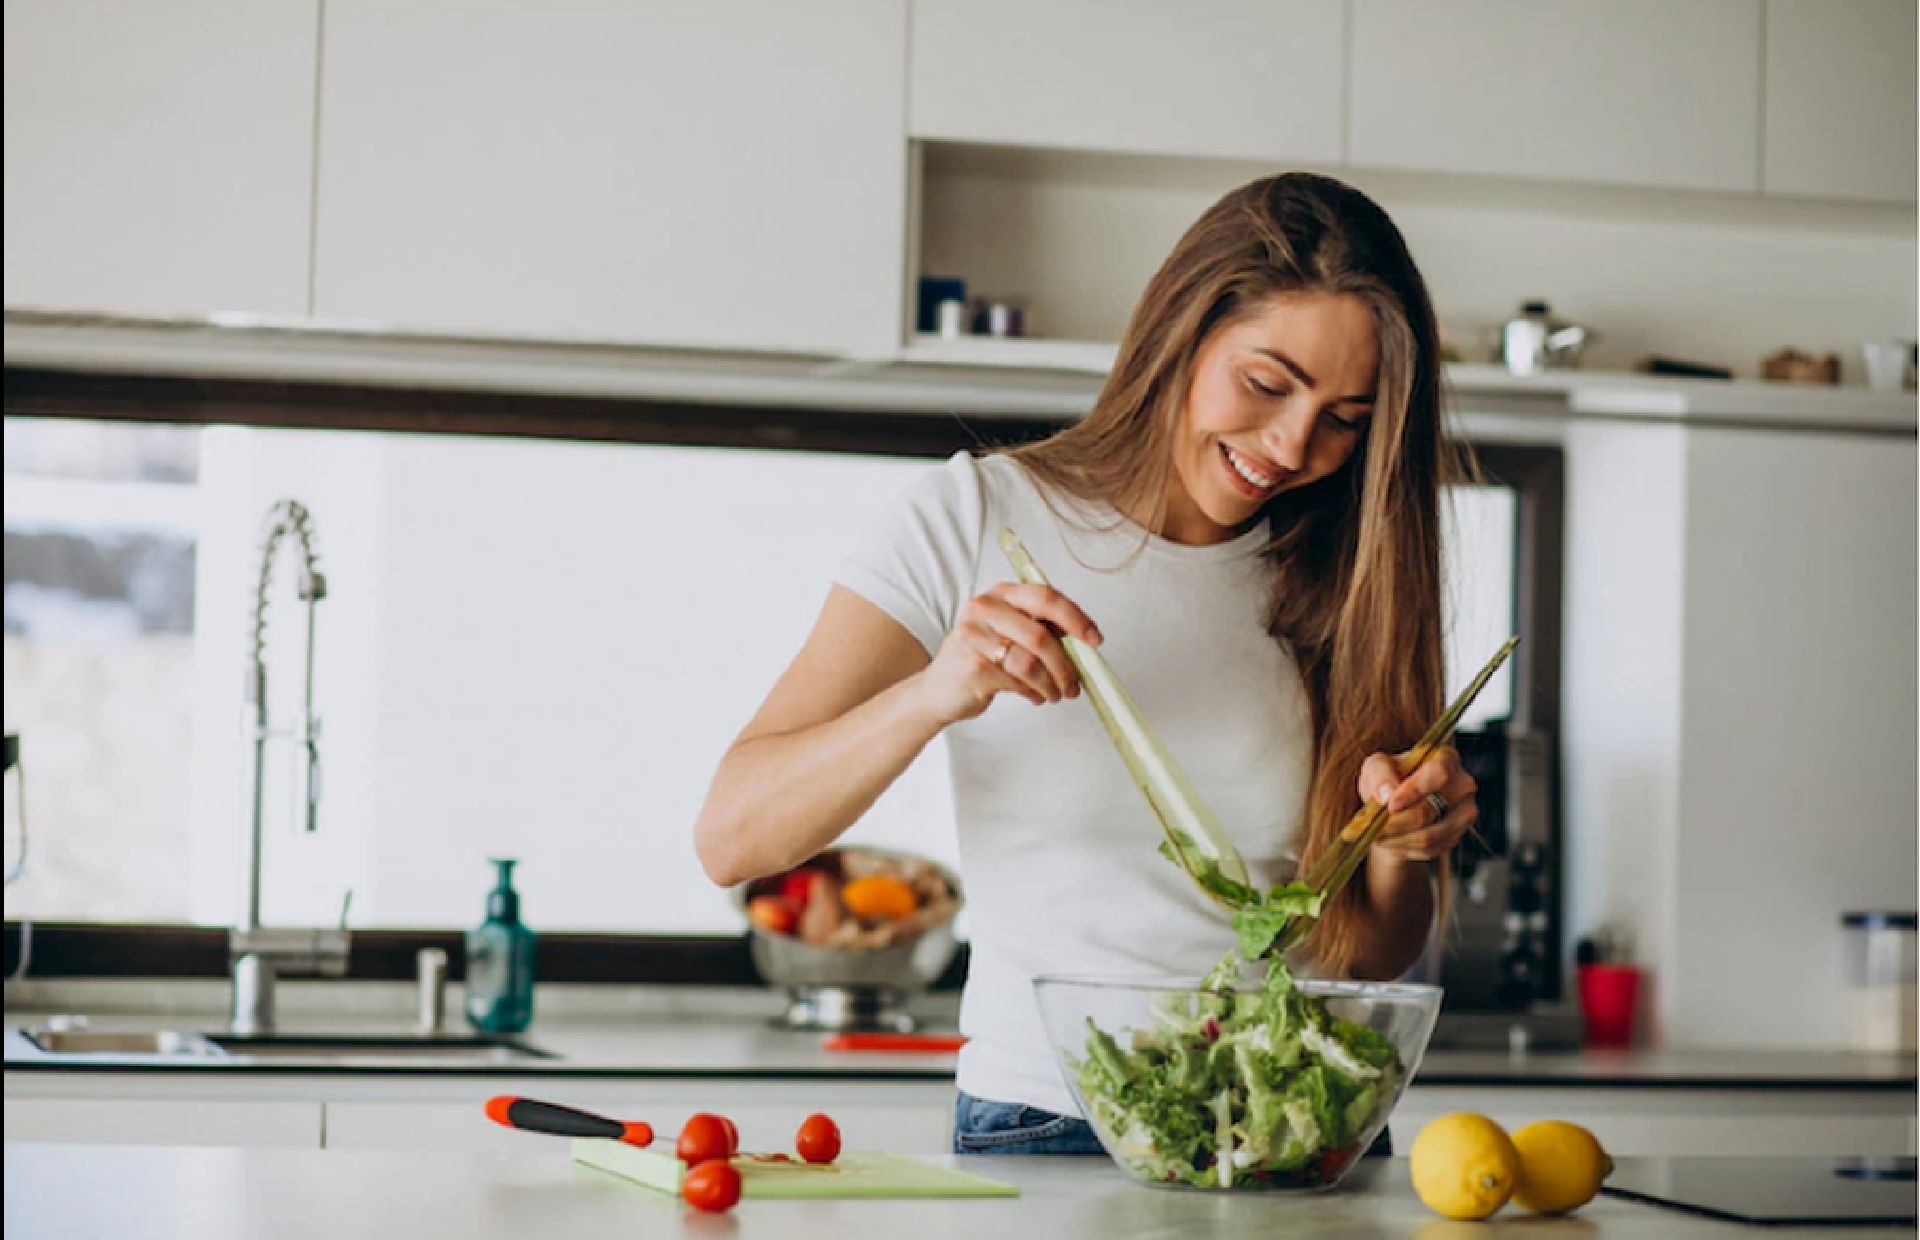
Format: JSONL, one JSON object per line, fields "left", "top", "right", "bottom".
{"left": 835, "top": 451, "right": 1315, "bottom": 1116}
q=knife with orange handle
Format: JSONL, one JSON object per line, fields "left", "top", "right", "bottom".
{"left": 484, "top": 1095, "right": 654, "bottom": 1147}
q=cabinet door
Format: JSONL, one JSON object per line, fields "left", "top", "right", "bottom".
{"left": 1763, "top": 0, "right": 1917, "bottom": 204}
{"left": 314, "top": 1, "right": 907, "bottom": 356}
{"left": 3, "top": 1097, "right": 322, "bottom": 1148}
{"left": 2, "top": 0, "right": 318, "bottom": 318}
{"left": 909, "top": 0, "right": 1343, "bottom": 164}
{"left": 1349, "top": 0, "right": 1762, "bottom": 193}
{"left": 1668, "top": 428, "right": 1917, "bottom": 1049}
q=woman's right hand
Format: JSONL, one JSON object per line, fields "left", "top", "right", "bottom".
{"left": 913, "top": 582, "right": 1103, "bottom": 724}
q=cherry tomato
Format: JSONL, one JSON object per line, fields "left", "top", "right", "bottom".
{"left": 795, "top": 1113, "right": 841, "bottom": 1164}
{"left": 681, "top": 1159, "right": 742, "bottom": 1213}
{"left": 677, "top": 1113, "right": 733, "bottom": 1166}
{"left": 716, "top": 1114, "right": 740, "bottom": 1156}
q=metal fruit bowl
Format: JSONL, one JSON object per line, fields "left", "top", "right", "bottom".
{"left": 732, "top": 847, "right": 963, "bottom": 1033}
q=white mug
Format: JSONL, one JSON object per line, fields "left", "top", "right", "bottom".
{"left": 1861, "top": 339, "right": 1916, "bottom": 392}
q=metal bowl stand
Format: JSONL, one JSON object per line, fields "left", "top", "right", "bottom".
{"left": 776, "top": 985, "right": 916, "bottom": 1033}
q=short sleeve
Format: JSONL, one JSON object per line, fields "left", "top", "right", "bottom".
{"left": 833, "top": 451, "right": 988, "bottom": 658}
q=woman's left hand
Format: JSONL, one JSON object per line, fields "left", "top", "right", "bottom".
{"left": 1356, "top": 746, "right": 1478, "bottom": 864}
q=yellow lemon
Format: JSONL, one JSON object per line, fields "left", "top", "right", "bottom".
{"left": 1511, "top": 1120, "right": 1614, "bottom": 1215}
{"left": 1410, "top": 1113, "right": 1521, "bottom": 1221}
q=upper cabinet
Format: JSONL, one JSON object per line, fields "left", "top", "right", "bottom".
{"left": 1763, "top": 0, "right": 1917, "bottom": 204}
{"left": 909, "top": 0, "right": 1344, "bottom": 164}
{"left": 312, "top": 1, "right": 908, "bottom": 356}
{"left": 1349, "top": 0, "right": 1763, "bottom": 193}
{"left": 2, "top": 0, "right": 319, "bottom": 318}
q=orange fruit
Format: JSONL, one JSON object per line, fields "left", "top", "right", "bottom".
{"left": 840, "top": 875, "right": 919, "bottom": 921}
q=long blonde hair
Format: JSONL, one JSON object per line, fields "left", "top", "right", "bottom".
{"left": 1010, "top": 173, "right": 1467, "bottom": 977}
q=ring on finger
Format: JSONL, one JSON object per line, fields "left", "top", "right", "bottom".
{"left": 1424, "top": 792, "right": 1450, "bottom": 821}
{"left": 992, "top": 637, "right": 1012, "bottom": 667}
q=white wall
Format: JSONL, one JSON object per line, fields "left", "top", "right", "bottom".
{"left": 187, "top": 431, "right": 958, "bottom": 933}
{"left": 921, "top": 145, "right": 1918, "bottom": 382}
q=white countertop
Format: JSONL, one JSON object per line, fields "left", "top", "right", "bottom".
{"left": 3, "top": 1142, "right": 1907, "bottom": 1239}
{"left": 5, "top": 1004, "right": 1912, "bottom": 1087}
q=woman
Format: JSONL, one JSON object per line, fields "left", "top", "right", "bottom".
{"left": 694, "top": 173, "right": 1477, "bottom": 1156}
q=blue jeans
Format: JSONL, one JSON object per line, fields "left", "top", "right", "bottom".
{"left": 952, "top": 1090, "right": 1107, "bottom": 1155}
{"left": 952, "top": 1090, "right": 1395, "bottom": 1159}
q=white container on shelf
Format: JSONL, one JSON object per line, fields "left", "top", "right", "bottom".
{"left": 1843, "top": 912, "right": 1917, "bottom": 1053}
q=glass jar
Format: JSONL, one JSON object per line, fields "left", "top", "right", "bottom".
{"left": 1843, "top": 912, "right": 1916, "bottom": 1053}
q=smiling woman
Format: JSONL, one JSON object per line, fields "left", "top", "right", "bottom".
{"left": 690, "top": 173, "right": 1481, "bottom": 1152}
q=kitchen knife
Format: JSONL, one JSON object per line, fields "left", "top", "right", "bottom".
{"left": 484, "top": 1095, "right": 654, "bottom": 1147}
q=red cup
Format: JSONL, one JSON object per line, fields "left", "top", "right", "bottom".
{"left": 1578, "top": 964, "right": 1643, "bottom": 1048}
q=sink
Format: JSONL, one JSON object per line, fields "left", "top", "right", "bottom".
{"left": 17, "top": 1028, "right": 554, "bottom": 1063}
{"left": 23, "top": 1029, "right": 223, "bottom": 1057}
{"left": 207, "top": 1033, "right": 555, "bottom": 1061}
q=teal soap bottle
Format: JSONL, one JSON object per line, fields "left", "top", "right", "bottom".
{"left": 465, "top": 858, "right": 536, "bottom": 1034}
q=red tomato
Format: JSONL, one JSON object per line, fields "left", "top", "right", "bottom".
{"left": 795, "top": 1113, "right": 841, "bottom": 1164}
{"left": 716, "top": 1114, "right": 740, "bottom": 1156}
{"left": 681, "top": 1159, "right": 742, "bottom": 1213}
{"left": 677, "top": 1114, "right": 733, "bottom": 1166}
{"left": 778, "top": 869, "right": 819, "bottom": 904}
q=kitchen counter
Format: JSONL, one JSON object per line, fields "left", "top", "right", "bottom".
{"left": 5, "top": 1011, "right": 1913, "bottom": 1088}
{"left": 4, "top": 1142, "right": 1908, "bottom": 1239}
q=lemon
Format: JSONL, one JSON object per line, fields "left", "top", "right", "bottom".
{"left": 1410, "top": 1113, "right": 1521, "bottom": 1221}
{"left": 1511, "top": 1120, "right": 1613, "bottom": 1215}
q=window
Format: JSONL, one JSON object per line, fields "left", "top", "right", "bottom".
{"left": 4, "top": 419, "right": 201, "bottom": 922}
{"left": 4, "top": 413, "right": 1532, "bottom": 939}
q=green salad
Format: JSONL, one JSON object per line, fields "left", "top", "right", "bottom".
{"left": 1069, "top": 955, "right": 1403, "bottom": 1189}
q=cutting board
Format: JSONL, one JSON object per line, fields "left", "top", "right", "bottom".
{"left": 572, "top": 1140, "right": 1018, "bottom": 1199}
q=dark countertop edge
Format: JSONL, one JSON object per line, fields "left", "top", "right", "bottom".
{"left": 5, "top": 1060, "right": 1914, "bottom": 1089}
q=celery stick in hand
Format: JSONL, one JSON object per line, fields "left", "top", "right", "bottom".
{"left": 999, "top": 527, "right": 1253, "bottom": 903}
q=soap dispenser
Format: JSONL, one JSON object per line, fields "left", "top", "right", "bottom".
{"left": 466, "top": 858, "right": 536, "bottom": 1034}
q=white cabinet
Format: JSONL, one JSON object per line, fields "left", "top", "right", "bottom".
{"left": 313, "top": 0, "right": 907, "bottom": 357}
{"left": 1763, "top": 0, "right": 1917, "bottom": 204}
{"left": 1348, "top": 0, "right": 1763, "bottom": 193}
{"left": 1, "top": 0, "right": 319, "bottom": 319}
{"left": 1665, "top": 428, "right": 1917, "bottom": 1049}
{"left": 3, "top": 1096, "right": 322, "bottom": 1148}
{"left": 909, "top": 0, "right": 1343, "bottom": 164}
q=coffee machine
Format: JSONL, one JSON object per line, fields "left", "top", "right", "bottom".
{"left": 1426, "top": 720, "right": 1579, "bottom": 1049}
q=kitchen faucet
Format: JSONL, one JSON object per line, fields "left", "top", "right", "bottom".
{"left": 229, "top": 500, "right": 349, "bottom": 1036}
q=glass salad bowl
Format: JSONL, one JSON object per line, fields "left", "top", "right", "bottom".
{"left": 1034, "top": 971, "right": 1442, "bottom": 1192}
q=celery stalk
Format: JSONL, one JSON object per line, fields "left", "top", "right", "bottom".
{"left": 999, "top": 527, "right": 1253, "bottom": 906}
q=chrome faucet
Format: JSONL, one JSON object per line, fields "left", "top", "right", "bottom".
{"left": 229, "top": 500, "right": 350, "bottom": 1035}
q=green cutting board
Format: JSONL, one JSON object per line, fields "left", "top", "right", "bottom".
{"left": 572, "top": 1139, "right": 1018, "bottom": 1198}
